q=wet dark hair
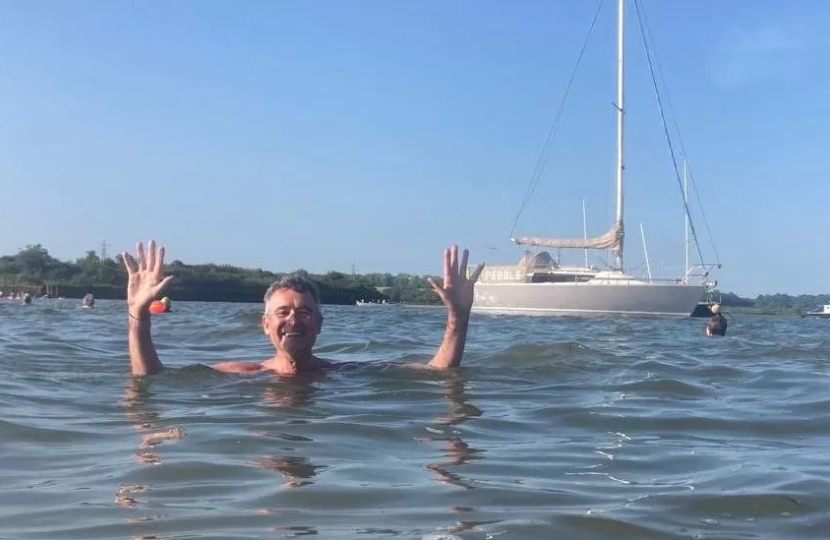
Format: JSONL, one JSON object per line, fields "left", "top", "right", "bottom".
{"left": 707, "top": 314, "right": 727, "bottom": 336}
{"left": 263, "top": 273, "right": 321, "bottom": 315}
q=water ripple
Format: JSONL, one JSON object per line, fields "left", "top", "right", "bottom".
{"left": 0, "top": 302, "right": 828, "bottom": 538}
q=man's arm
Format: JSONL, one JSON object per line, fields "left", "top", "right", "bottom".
{"left": 427, "top": 246, "right": 484, "bottom": 369}
{"left": 123, "top": 240, "right": 173, "bottom": 376}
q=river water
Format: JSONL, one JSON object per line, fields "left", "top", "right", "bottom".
{"left": 1, "top": 299, "right": 829, "bottom": 539}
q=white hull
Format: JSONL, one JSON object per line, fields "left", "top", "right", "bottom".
{"left": 474, "top": 281, "right": 705, "bottom": 317}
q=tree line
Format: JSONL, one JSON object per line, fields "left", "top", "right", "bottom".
{"left": 716, "top": 291, "right": 830, "bottom": 316}
{"left": 0, "top": 244, "right": 440, "bottom": 305}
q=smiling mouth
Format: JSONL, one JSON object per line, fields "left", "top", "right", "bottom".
{"left": 281, "top": 330, "right": 305, "bottom": 338}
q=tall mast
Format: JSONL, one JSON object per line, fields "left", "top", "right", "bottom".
{"left": 582, "top": 198, "right": 588, "bottom": 267}
{"left": 614, "top": 0, "right": 626, "bottom": 271}
{"left": 683, "top": 160, "right": 689, "bottom": 281}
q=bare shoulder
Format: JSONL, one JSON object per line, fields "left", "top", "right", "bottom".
{"left": 315, "top": 357, "right": 335, "bottom": 368}
{"left": 211, "top": 361, "right": 265, "bottom": 374}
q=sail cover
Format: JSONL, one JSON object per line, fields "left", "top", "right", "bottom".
{"left": 513, "top": 222, "right": 623, "bottom": 250}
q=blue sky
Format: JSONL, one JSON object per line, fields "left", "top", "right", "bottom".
{"left": 1, "top": 1, "right": 827, "bottom": 296}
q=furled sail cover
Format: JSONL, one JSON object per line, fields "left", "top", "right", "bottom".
{"left": 513, "top": 222, "right": 623, "bottom": 250}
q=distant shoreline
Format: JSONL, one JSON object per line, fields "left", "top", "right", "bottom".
{"left": 2, "top": 245, "right": 828, "bottom": 313}
{"left": 0, "top": 245, "right": 442, "bottom": 306}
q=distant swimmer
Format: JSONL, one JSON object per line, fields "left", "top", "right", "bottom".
{"left": 81, "top": 293, "right": 95, "bottom": 308}
{"left": 22, "top": 293, "right": 32, "bottom": 305}
{"left": 705, "top": 303, "right": 727, "bottom": 337}
{"left": 122, "top": 240, "right": 484, "bottom": 376}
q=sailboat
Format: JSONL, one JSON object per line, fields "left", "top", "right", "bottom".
{"left": 473, "top": 0, "right": 715, "bottom": 317}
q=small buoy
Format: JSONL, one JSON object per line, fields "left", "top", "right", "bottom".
{"left": 149, "top": 300, "right": 167, "bottom": 314}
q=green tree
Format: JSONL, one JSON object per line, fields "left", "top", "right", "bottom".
{"left": 17, "top": 244, "right": 52, "bottom": 277}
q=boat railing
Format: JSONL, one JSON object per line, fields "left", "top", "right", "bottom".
{"left": 680, "top": 263, "right": 720, "bottom": 287}
{"left": 590, "top": 275, "right": 704, "bottom": 285}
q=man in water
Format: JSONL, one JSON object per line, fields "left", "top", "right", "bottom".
{"left": 705, "top": 303, "right": 727, "bottom": 337}
{"left": 123, "top": 240, "right": 484, "bottom": 376}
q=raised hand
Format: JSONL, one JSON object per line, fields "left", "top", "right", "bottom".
{"left": 425, "top": 246, "right": 484, "bottom": 369}
{"left": 427, "top": 245, "right": 485, "bottom": 319}
{"left": 122, "top": 240, "right": 173, "bottom": 317}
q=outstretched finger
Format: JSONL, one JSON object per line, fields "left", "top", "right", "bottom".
{"left": 427, "top": 277, "right": 446, "bottom": 301}
{"left": 156, "top": 246, "right": 166, "bottom": 276}
{"left": 427, "top": 276, "right": 441, "bottom": 293}
{"left": 459, "top": 248, "right": 469, "bottom": 279}
{"left": 147, "top": 239, "right": 157, "bottom": 272}
{"left": 449, "top": 245, "right": 458, "bottom": 278}
{"left": 137, "top": 242, "right": 147, "bottom": 271}
{"left": 470, "top": 262, "right": 485, "bottom": 283}
{"left": 442, "top": 248, "right": 451, "bottom": 286}
{"left": 151, "top": 275, "right": 174, "bottom": 296}
{"left": 122, "top": 252, "right": 137, "bottom": 275}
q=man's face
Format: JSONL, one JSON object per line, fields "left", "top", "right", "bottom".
{"left": 262, "top": 288, "right": 323, "bottom": 356}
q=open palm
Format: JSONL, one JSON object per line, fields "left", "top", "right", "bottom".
{"left": 427, "top": 245, "right": 485, "bottom": 317}
{"left": 123, "top": 240, "right": 173, "bottom": 313}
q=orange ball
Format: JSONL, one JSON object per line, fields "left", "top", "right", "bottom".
{"left": 149, "top": 300, "right": 167, "bottom": 314}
